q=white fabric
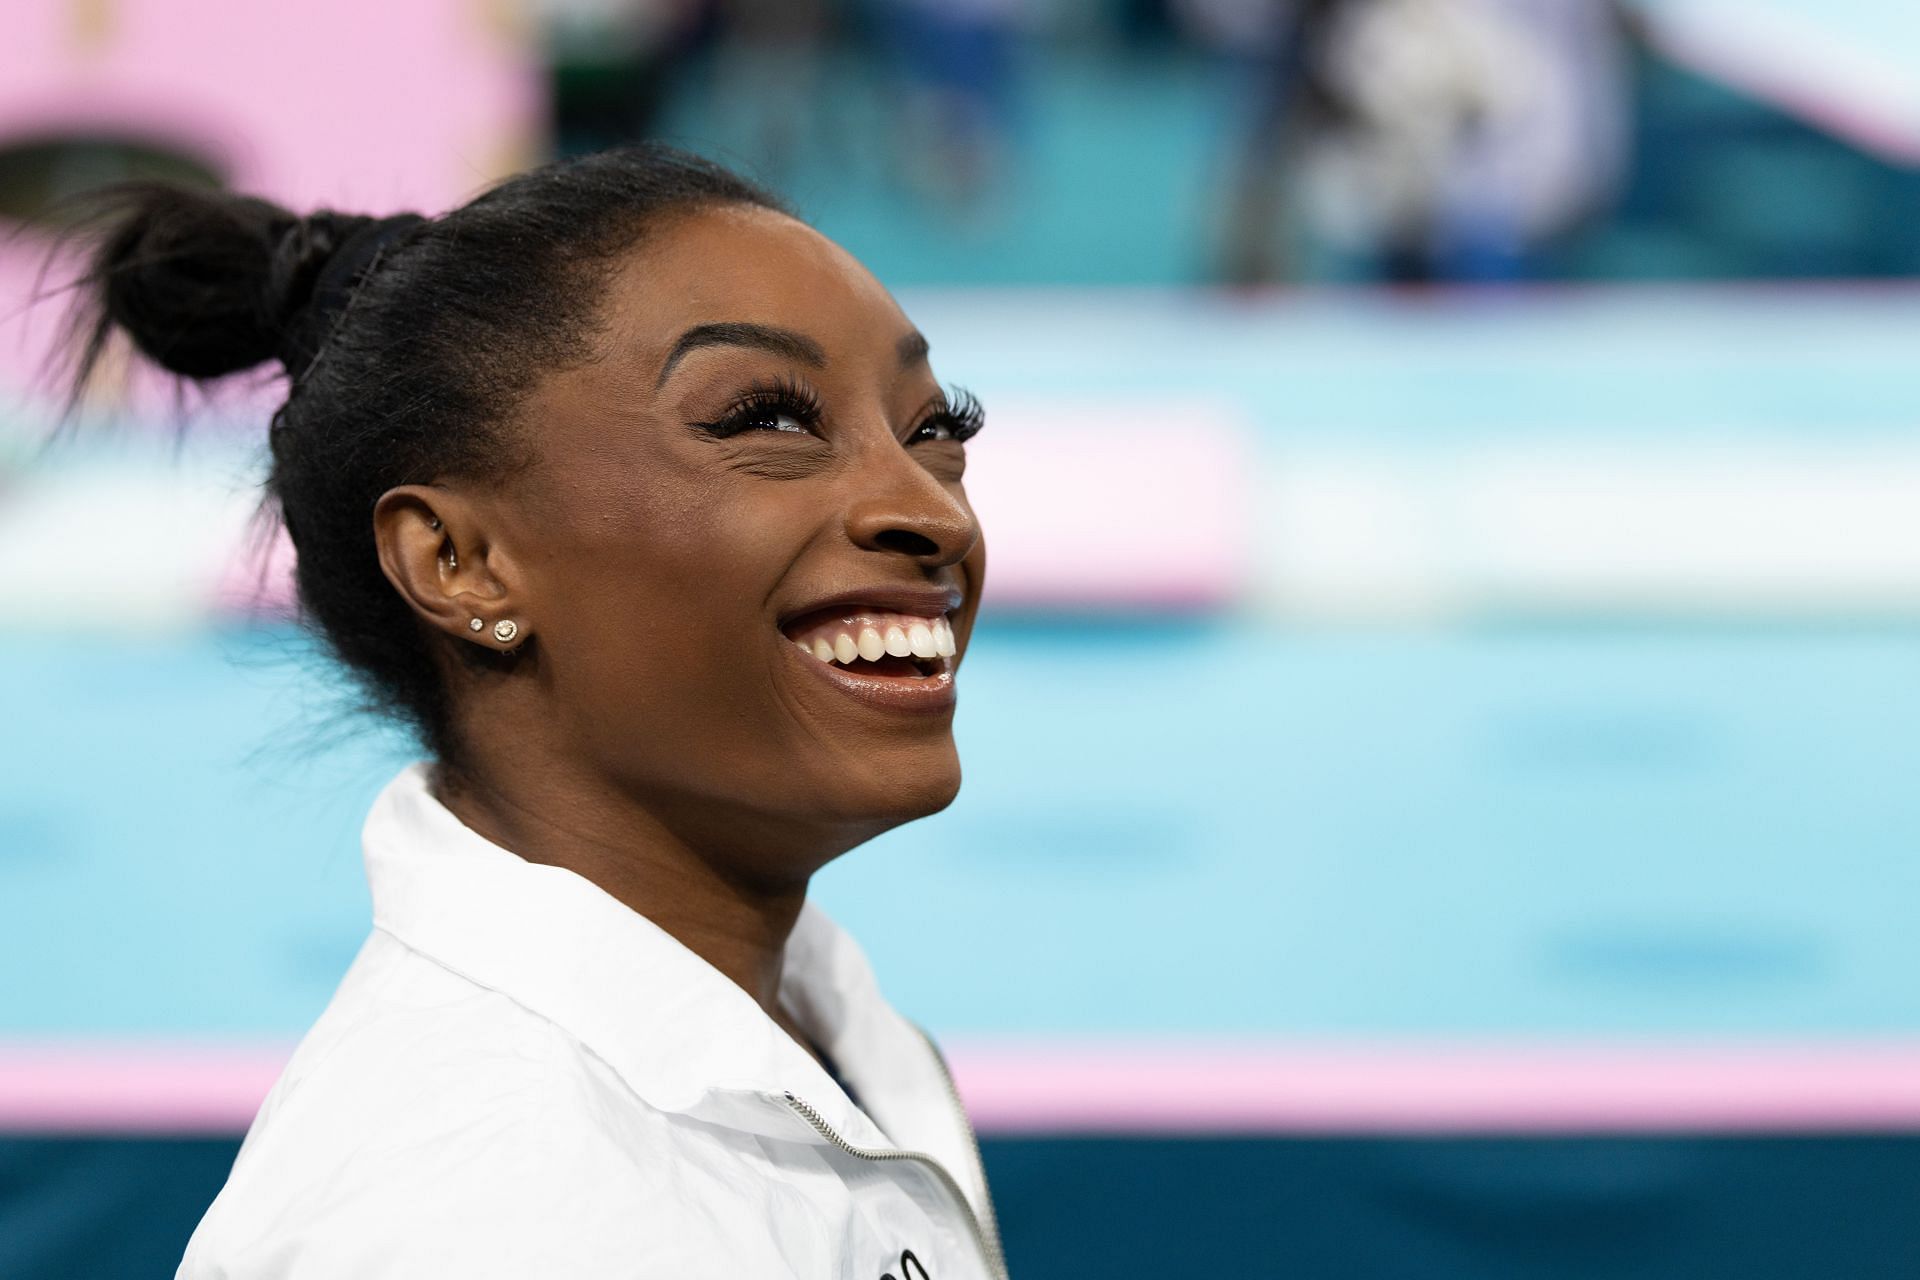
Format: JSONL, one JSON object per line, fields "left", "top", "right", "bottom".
{"left": 178, "top": 761, "right": 1003, "bottom": 1279}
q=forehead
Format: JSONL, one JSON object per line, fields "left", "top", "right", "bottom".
{"left": 600, "top": 204, "right": 914, "bottom": 368}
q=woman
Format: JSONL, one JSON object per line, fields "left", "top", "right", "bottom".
{"left": 71, "top": 148, "right": 1001, "bottom": 1278}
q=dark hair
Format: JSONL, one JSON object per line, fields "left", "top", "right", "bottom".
{"left": 63, "top": 147, "right": 790, "bottom": 771}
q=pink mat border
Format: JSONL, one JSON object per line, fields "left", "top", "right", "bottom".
{"left": 948, "top": 1040, "right": 1920, "bottom": 1135}
{"left": 10, "top": 1039, "right": 1920, "bottom": 1136}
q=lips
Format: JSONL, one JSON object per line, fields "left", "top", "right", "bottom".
{"left": 776, "top": 588, "right": 965, "bottom": 713}
{"left": 785, "top": 643, "right": 957, "bottom": 713}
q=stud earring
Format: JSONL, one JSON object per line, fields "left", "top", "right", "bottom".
{"left": 468, "top": 617, "right": 484, "bottom": 632}
{"left": 492, "top": 619, "right": 519, "bottom": 644}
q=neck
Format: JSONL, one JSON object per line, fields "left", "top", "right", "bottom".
{"left": 430, "top": 757, "right": 810, "bottom": 1025}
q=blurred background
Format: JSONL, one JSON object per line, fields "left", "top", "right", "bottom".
{"left": 4, "top": 0, "right": 1920, "bottom": 1276}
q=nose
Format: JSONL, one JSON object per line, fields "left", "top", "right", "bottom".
{"left": 843, "top": 452, "right": 980, "bottom": 568}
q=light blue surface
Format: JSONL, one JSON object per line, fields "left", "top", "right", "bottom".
{"left": 7, "top": 620, "right": 1920, "bottom": 1038}
{"left": 1640, "top": 0, "right": 1920, "bottom": 62}
{"left": 898, "top": 287, "right": 1920, "bottom": 441}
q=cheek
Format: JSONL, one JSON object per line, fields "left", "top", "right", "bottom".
{"left": 531, "top": 473, "right": 811, "bottom": 761}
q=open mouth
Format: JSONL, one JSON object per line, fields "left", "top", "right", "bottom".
{"left": 781, "top": 607, "right": 958, "bottom": 680}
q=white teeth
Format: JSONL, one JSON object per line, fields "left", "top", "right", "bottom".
{"left": 790, "top": 612, "right": 960, "bottom": 667}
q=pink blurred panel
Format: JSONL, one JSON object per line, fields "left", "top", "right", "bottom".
{"left": 949, "top": 1040, "right": 1920, "bottom": 1135}
{"left": 13, "top": 1039, "right": 1920, "bottom": 1135}
{"left": 0, "top": 0, "right": 544, "bottom": 396}
{"left": 961, "top": 401, "right": 1253, "bottom": 611}
{"left": 0, "top": 1041, "right": 292, "bottom": 1134}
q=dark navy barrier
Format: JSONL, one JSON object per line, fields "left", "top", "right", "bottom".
{"left": 6, "top": 1134, "right": 1920, "bottom": 1279}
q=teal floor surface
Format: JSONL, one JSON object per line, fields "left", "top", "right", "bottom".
{"left": 8, "top": 619, "right": 1920, "bottom": 1039}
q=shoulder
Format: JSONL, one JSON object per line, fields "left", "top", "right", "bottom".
{"left": 178, "top": 933, "right": 698, "bottom": 1277}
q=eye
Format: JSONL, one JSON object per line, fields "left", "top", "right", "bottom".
{"left": 694, "top": 376, "right": 824, "bottom": 439}
{"left": 908, "top": 386, "right": 984, "bottom": 446}
{"left": 737, "top": 407, "right": 811, "bottom": 434}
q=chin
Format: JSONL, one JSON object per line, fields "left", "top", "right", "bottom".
{"left": 822, "top": 754, "right": 963, "bottom": 837}
{"left": 900, "top": 767, "right": 963, "bottom": 819}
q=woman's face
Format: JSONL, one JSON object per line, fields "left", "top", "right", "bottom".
{"left": 488, "top": 205, "right": 985, "bottom": 879}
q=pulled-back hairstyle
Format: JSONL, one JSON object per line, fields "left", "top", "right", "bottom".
{"left": 63, "top": 147, "right": 789, "bottom": 770}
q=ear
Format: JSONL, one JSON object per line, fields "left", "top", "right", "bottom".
{"left": 372, "top": 483, "right": 528, "bottom": 650}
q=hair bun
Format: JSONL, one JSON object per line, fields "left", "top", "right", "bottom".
{"left": 75, "top": 184, "right": 407, "bottom": 382}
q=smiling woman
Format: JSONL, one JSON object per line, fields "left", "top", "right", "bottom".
{"left": 60, "top": 149, "right": 1002, "bottom": 1278}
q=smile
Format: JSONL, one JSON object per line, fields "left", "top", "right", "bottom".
{"left": 780, "top": 607, "right": 960, "bottom": 713}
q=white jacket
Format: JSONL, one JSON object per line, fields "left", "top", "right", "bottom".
{"left": 178, "top": 762, "right": 1007, "bottom": 1279}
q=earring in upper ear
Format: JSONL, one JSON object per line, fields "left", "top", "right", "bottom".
{"left": 468, "top": 618, "right": 485, "bottom": 632}
{"left": 492, "top": 619, "right": 519, "bottom": 644}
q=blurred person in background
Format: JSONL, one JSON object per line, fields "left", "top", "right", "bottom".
{"left": 1186, "top": 0, "right": 1355, "bottom": 283}
{"left": 58, "top": 146, "right": 1002, "bottom": 1277}
{"left": 544, "top": 0, "right": 1024, "bottom": 222}
{"left": 708, "top": 0, "right": 836, "bottom": 180}
{"left": 872, "top": 0, "right": 1026, "bottom": 221}
{"left": 1205, "top": 0, "right": 1633, "bottom": 283}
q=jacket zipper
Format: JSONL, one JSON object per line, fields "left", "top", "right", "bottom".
{"left": 781, "top": 1089, "right": 1010, "bottom": 1280}
{"left": 910, "top": 1024, "right": 1005, "bottom": 1277}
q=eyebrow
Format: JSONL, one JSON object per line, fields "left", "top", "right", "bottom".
{"left": 655, "top": 322, "right": 934, "bottom": 387}
{"left": 657, "top": 322, "right": 826, "bottom": 387}
{"left": 897, "top": 330, "right": 930, "bottom": 368}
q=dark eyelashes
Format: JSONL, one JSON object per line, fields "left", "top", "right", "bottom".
{"left": 691, "top": 375, "right": 824, "bottom": 439}
{"left": 921, "top": 386, "right": 985, "bottom": 444}
{"left": 690, "top": 377, "right": 985, "bottom": 444}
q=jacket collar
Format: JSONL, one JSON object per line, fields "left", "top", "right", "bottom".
{"left": 360, "top": 761, "right": 903, "bottom": 1148}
